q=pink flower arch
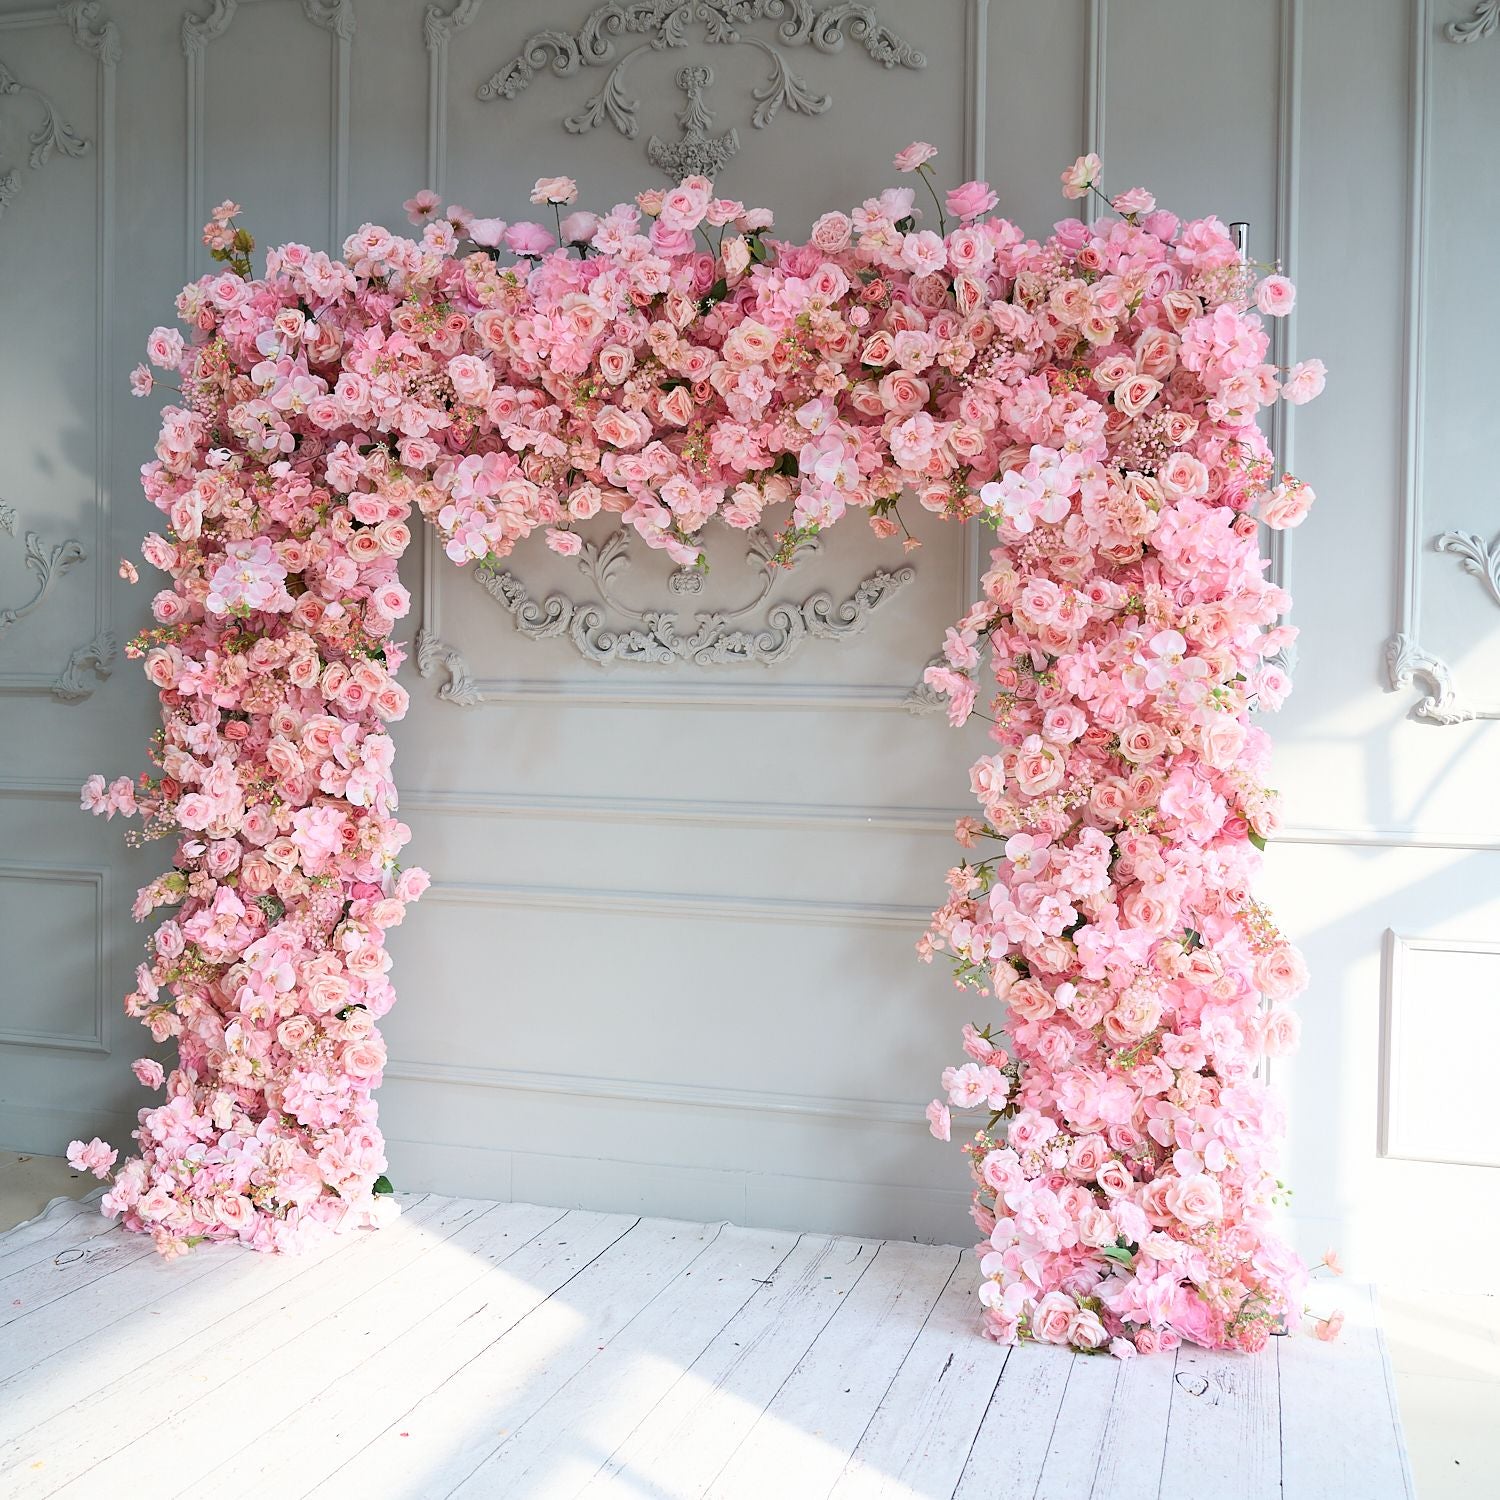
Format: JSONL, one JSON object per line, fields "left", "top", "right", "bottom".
{"left": 78, "top": 154, "right": 1327, "bottom": 1352}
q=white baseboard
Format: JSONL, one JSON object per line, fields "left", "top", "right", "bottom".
{"left": 385, "top": 1135, "right": 977, "bottom": 1247}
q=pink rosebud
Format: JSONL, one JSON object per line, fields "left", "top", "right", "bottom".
{"left": 128, "top": 364, "right": 153, "bottom": 397}
{"left": 1061, "top": 152, "right": 1103, "bottom": 200}
{"left": 118, "top": 558, "right": 139, "bottom": 584}
{"left": 925, "top": 1099, "right": 951, "bottom": 1142}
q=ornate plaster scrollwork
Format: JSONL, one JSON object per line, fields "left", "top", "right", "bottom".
{"left": 58, "top": 2, "right": 123, "bottom": 64}
{"left": 903, "top": 655, "right": 947, "bottom": 716}
{"left": 0, "top": 52, "right": 91, "bottom": 220}
{"left": 0, "top": 530, "right": 86, "bottom": 640}
{"left": 469, "top": 525, "right": 912, "bottom": 669}
{"left": 52, "top": 629, "right": 115, "bottom": 701}
{"left": 415, "top": 626, "right": 484, "bottom": 705}
{"left": 1436, "top": 528, "right": 1500, "bottom": 608}
{"left": 1385, "top": 633, "right": 1499, "bottom": 725}
{"left": 1445, "top": 2, "right": 1500, "bottom": 42}
{"left": 183, "top": 0, "right": 353, "bottom": 52}
{"left": 478, "top": 0, "right": 925, "bottom": 174}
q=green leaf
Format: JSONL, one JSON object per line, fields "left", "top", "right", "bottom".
{"left": 1247, "top": 829, "right": 1267, "bottom": 851}
{"left": 372, "top": 1174, "right": 394, "bottom": 1196}
{"left": 1100, "top": 1243, "right": 1136, "bottom": 1267}
{"left": 697, "top": 278, "right": 729, "bottom": 314}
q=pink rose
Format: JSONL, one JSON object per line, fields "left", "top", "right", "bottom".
{"left": 1032, "top": 1291, "right": 1078, "bottom": 1343}
{"left": 1282, "top": 359, "right": 1326, "bottom": 405}
{"left": 530, "top": 175, "right": 578, "bottom": 206}
{"left": 559, "top": 210, "right": 598, "bottom": 244}
{"left": 925, "top": 1099, "right": 951, "bottom": 1141}
{"left": 1256, "top": 275, "right": 1296, "bottom": 316}
{"left": 1164, "top": 1173, "right": 1223, "bottom": 1228}
{"left": 1261, "top": 476, "right": 1314, "bottom": 529}
{"left": 946, "top": 180, "right": 998, "bottom": 219}
{"left": 893, "top": 142, "right": 938, "bottom": 172}
{"left": 131, "top": 1058, "right": 166, "bottom": 1090}
{"left": 1111, "top": 187, "right": 1156, "bottom": 216}
{"left": 1061, "top": 153, "right": 1102, "bottom": 200}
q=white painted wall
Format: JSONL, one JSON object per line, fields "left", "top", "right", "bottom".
{"left": 1, "top": 0, "right": 1495, "bottom": 1277}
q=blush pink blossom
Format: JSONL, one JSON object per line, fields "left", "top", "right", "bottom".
{"left": 893, "top": 142, "right": 938, "bottom": 172}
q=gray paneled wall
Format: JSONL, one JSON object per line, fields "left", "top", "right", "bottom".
{"left": 1, "top": 0, "right": 1496, "bottom": 1275}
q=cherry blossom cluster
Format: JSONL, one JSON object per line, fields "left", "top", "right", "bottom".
{"left": 74, "top": 148, "right": 1322, "bottom": 1348}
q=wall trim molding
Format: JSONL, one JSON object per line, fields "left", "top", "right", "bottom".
{"left": 1080, "top": 0, "right": 1106, "bottom": 223}
{"left": 1380, "top": 928, "right": 1500, "bottom": 1169}
{"left": 425, "top": 877, "right": 930, "bottom": 930}
{"left": 183, "top": 0, "right": 353, "bottom": 268}
{"left": 0, "top": 1, "right": 116, "bottom": 701}
{"left": 384, "top": 1056, "right": 939, "bottom": 1128}
{"left": 422, "top": 0, "right": 485, "bottom": 195}
{"left": 400, "top": 786, "right": 963, "bottom": 835}
{"left": 0, "top": 861, "right": 108, "bottom": 1054}
{"left": 1267, "top": 0, "right": 1303, "bottom": 614}
{"left": 1384, "top": 0, "right": 1500, "bottom": 723}
{"left": 5, "top": 779, "right": 1493, "bottom": 850}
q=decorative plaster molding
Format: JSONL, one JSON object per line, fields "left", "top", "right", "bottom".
{"left": 903, "top": 655, "right": 946, "bottom": 716}
{"left": 415, "top": 625, "right": 484, "bottom": 706}
{"left": 0, "top": 51, "right": 91, "bottom": 219}
{"left": 0, "top": 6, "right": 114, "bottom": 701}
{"left": 52, "top": 627, "right": 114, "bottom": 701}
{"left": 1384, "top": 0, "right": 1495, "bottom": 724}
{"left": 183, "top": 0, "right": 351, "bottom": 259}
{"left": 1385, "top": 632, "right": 1500, "bottom": 725}
{"left": 181, "top": 0, "right": 234, "bottom": 54}
{"left": 0, "top": 862, "right": 108, "bottom": 1054}
{"left": 0, "top": 530, "right": 86, "bottom": 640}
{"left": 424, "top": 0, "right": 486, "bottom": 50}
{"left": 1445, "top": 2, "right": 1499, "bottom": 42}
{"left": 478, "top": 0, "right": 926, "bottom": 173}
{"left": 470, "top": 527, "right": 913, "bottom": 670}
{"left": 57, "top": 2, "right": 121, "bottom": 63}
{"left": 1435, "top": 528, "right": 1500, "bottom": 608}
{"left": 424, "top": 0, "right": 487, "bottom": 192}
{"left": 646, "top": 62, "right": 740, "bottom": 180}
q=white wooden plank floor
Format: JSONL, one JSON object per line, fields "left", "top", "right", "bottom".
{"left": 0, "top": 1191, "right": 1414, "bottom": 1500}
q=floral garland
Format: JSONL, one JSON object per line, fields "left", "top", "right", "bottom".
{"left": 71, "top": 147, "right": 1327, "bottom": 1348}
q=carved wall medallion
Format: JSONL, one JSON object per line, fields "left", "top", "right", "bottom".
{"left": 471, "top": 526, "right": 914, "bottom": 670}
{"left": 478, "top": 0, "right": 926, "bottom": 176}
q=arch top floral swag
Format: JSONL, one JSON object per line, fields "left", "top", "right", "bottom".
{"left": 73, "top": 142, "right": 1333, "bottom": 1354}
